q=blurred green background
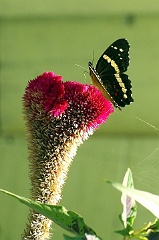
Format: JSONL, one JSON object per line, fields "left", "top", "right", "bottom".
{"left": 0, "top": 1, "right": 159, "bottom": 239}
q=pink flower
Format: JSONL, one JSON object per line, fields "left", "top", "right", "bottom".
{"left": 22, "top": 72, "right": 114, "bottom": 239}
{"left": 24, "top": 71, "right": 113, "bottom": 129}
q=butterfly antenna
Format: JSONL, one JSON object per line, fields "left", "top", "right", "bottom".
{"left": 74, "top": 63, "right": 88, "bottom": 83}
{"left": 92, "top": 49, "right": 95, "bottom": 64}
{"left": 83, "top": 72, "right": 87, "bottom": 81}
{"left": 74, "top": 63, "right": 87, "bottom": 71}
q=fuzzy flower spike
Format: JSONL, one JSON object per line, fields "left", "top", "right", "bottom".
{"left": 22, "top": 71, "right": 114, "bottom": 239}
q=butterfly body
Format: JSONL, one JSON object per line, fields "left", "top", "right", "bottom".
{"left": 89, "top": 39, "right": 134, "bottom": 109}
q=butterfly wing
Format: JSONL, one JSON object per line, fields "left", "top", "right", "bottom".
{"left": 95, "top": 38, "right": 133, "bottom": 108}
{"left": 96, "top": 38, "right": 130, "bottom": 75}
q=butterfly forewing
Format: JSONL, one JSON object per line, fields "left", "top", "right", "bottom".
{"left": 96, "top": 39, "right": 130, "bottom": 74}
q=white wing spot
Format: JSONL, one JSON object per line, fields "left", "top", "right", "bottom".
{"left": 119, "top": 82, "right": 125, "bottom": 88}
{"left": 122, "top": 88, "right": 127, "bottom": 93}
{"left": 123, "top": 94, "right": 128, "bottom": 99}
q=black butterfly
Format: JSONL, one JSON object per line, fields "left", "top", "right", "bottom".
{"left": 89, "top": 38, "right": 134, "bottom": 110}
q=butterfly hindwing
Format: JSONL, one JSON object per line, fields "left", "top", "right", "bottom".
{"left": 89, "top": 38, "right": 134, "bottom": 109}
{"left": 107, "top": 73, "right": 133, "bottom": 107}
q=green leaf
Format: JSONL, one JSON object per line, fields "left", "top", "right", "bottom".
{"left": 116, "top": 220, "right": 159, "bottom": 240}
{"left": 107, "top": 182, "right": 159, "bottom": 217}
{"left": 132, "top": 219, "right": 159, "bottom": 239}
{"left": 63, "top": 235, "right": 83, "bottom": 240}
{"left": 63, "top": 234, "right": 101, "bottom": 240}
{"left": 121, "top": 168, "right": 137, "bottom": 228}
{"left": 0, "top": 188, "right": 98, "bottom": 237}
{"left": 115, "top": 228, "right": 131, "bottom": 237}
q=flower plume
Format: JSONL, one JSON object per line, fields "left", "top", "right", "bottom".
{"left": 22, "top": 71, "right": 114, "bottom": 239}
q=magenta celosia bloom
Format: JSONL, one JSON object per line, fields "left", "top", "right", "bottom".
{"left": 24, "top": 71, "right": 113, "bottom": 130}
{"left": 22, "top": 72, "right": 114, "bottom": 239}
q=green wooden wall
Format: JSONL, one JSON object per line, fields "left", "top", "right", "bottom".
{"left": 0, "top": 1, "right": 159, "bottom": 239}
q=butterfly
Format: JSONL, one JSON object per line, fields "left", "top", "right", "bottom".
{"left": 89, "top": 38, "right": 134, "bottom": 110}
